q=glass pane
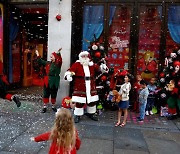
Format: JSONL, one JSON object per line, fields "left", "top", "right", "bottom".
{"left": 137, "top": 5, "right": 162, "bottom": 80}
{"left": 82, "top": 5, "right": 104, "bottom": 51}
{"left": 107, "top": 5, "right": 132, "bottom": 70}
{"left": 166, "top": 5, "right": 180, "bottom": 55}
{"left": 0, "top": 4, "right": 3, "bottom": 73}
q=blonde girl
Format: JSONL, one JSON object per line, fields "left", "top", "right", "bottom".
{"left": 31, "top": 108, "right": 81, "bottom": 154}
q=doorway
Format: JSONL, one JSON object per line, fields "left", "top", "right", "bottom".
{"left": 9, "top": 3, "right": 48, "bottom": 86}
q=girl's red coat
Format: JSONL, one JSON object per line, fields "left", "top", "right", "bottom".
{"left": 34, "top": 130, "right": 81, "bottom": 154}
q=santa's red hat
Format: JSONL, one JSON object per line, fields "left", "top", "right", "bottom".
{"left": 79, "top": 51, "right": 90, "bottom": 58}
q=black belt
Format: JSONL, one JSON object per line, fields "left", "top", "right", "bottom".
{"left": 76, "top": 76, "right": 93, "bottom": 80}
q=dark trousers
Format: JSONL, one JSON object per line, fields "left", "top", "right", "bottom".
{"left": 145, "top": 97, "right": 155, "bottom": 111}
{"left": 43, "top": 85, "right": 58, "bottom": 104}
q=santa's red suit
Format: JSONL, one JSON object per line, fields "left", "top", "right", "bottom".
{"left": 64, "top": 51, "right": 108, "bottom": 122}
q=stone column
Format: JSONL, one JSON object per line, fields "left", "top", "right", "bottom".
{"left": 48, "top": 0, "right": 72, "bottom": 105}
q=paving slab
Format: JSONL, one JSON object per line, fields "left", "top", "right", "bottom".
{"left": 114, "top": 128, "right": 148, "bottom": 152}
{"left": 4, "top": 132, "right": 44, "bottom": 154}
{"left": 114, "top": 149, "right": 149, "bottom": 154}
{"left": 142, "top": 129, "right": 180, "bottom": 144}
{"left": 78, "top": 138, "right": 113, "bottom": 154}
{"left": 145, "top": 138, "right": 180, "bottom": 154}
{"left": 76, "top": 124, "right": 114, "bottom": 140}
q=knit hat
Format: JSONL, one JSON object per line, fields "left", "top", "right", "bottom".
{"left": 52, "top": 48, "right": 62, "bottom": 67}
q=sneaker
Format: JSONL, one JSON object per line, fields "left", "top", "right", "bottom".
{"left": 89, "top": 113, "right": 99, "bottom": 121}
{"left": 42, "top": 108, "right": 47, "bottom": 113}
{"left": 138, "top": 118, "right": 144, "bottom": 122}
{"left": 74, "top": 115, "right": 80, "bottom": 123}
{"left": 145, "top": 111, "right": 149, "bottom": 116}
{"left": 136, "top": 116, "right": 140, "bottom": 120}
{"left": 13, "top": 96, "right": 21, "bottom": 107}
{"left": 149, "top": 111, "right": 153, "bottom": 115}
{"left": 52, "top": 107, "right": 57, "bottom": 112}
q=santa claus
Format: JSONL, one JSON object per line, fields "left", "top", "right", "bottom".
{"left": 64, "top": 51, "right": 108, "bottom": 123}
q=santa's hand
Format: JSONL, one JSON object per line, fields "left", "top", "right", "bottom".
{"left": 35, "top": 50, "right": 39, "bottom": 56}
{"left": 100, "top": 64, "right": 109, "bottom": 73}
{"left": 66, "top": 75, "right": 73, "bottom": 81}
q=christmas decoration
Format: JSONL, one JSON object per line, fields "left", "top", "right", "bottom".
{"left": 157, "top": 47, "right": 180, "bottom": 119}
{"left": 56, "top": 14, "right": 61, "bottom": 21}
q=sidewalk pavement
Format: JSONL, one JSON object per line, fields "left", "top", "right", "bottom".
{"left": 0, "top": 97, "right": 180, "bottom": 154}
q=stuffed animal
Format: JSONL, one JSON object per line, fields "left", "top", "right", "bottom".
{"left": 112, "top": 90, "right": 122, "bottom": 103}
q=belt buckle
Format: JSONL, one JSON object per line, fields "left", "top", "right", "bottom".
{"left": 85, "top": 77, "right": 90, "bottom": 80}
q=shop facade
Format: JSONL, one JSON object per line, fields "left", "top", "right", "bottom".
{"left": 72, "top": 0, "right": 180, "bottom": 80}
{"left": 0, "top": 0, "right": 179, "bottom": 99}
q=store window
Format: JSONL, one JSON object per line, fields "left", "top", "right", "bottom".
{"left": 107, "top": 5, "right": 132, "bottom": 70}
{"left": 166, "top": 5, "right": 180, "bottom": 55}
{"left": 0, "top": 4, "right": 3, "bottom": 73}
{"left": 136, "top": 5, "right": 162, "bottom": 80}
{"left": 82, "top": 5, "right": 104, "bottom": 51}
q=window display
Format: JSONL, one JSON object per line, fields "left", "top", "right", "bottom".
{"left": 107, "top": 5, "right": 132, "bottom": 70}
{"left": 137, "top": 6, "right": 162, "bottom": 80}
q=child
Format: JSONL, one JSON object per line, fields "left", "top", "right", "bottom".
{"left": 115, "top": 74, "right": 131, "bottom": 127}
{"left": 0, "top": 61, "right": 21, "bottom": 107}
{"left": 133, "top": 74, "right": 142, "bottom": 112}
{"left": 137, "top": 79, "right": 149, "bottom": 122}
{"left": 30, "top": 108, "right": 81, "bottom": 154}
{"left": 35, "top": 48, "right": 62, "bottom": 113}
{"left": 145, "top": 77, "right": 157, "bottom": 115}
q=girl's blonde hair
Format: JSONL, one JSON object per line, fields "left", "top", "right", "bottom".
{"left": 50, "top": 108, "right": 75, "bottom": 152}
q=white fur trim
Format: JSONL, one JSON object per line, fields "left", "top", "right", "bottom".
{"left": 87, "top": 105, "right": 96, "bottom": 114}
{"left": 72, "top": 95, "right": 99, "bottom": 103}
{"left": 90, "top": 95, "right": 99, "bottom": 103}
{"left": 74, "top": 107, "right": 84, "bottom": 116}
{"left": 72, "top": 96, "right": 86, "bottom": 103}
{"left": 79, "top": 51, "right": 89, "bottom": 59}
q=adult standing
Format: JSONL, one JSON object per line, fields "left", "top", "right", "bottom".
{"left": 35, "top": 48, "right": 62, "bottom": 113}
{"left": 64, "top": 51, "right": 108, "bottom": 123}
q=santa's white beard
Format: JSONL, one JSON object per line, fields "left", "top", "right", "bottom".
{"left": 79, "top": 57, "right": 90, "bottom": 66}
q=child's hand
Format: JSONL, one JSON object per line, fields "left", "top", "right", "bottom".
{"left": 35, "top": 50, "right": 39, "bottom": 57}
{"left": 30, "top": 137, "right": 35, "bottom": 141}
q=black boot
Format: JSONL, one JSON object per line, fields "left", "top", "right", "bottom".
{"left": 13, "top": 96, "right": 21, "bottom": 107}
{"left": 52, "top": 107, "right": 57, "bottom": 112}
{"left": 74, "top": 115, "right": 80, "bottom": 123}
{"left": 42, "top": 107, "right": 47, "bottom": 113}
{"left": 89, "top": 113, "right": 98, "bottom": 121}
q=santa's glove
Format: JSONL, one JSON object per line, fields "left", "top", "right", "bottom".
{"left": 100, "top": 64, "right": 109, "bottom": 73}
{"left": 64, "top": 71, "right": 73, "bottom": 82}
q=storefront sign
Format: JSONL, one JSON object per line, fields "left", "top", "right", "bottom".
{"left": 110, "top": 36, "right": 129, "bottom": 48}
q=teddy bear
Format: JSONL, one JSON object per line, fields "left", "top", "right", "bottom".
{"left": 112, "top": 90, "right": 122, "bottom": 103}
